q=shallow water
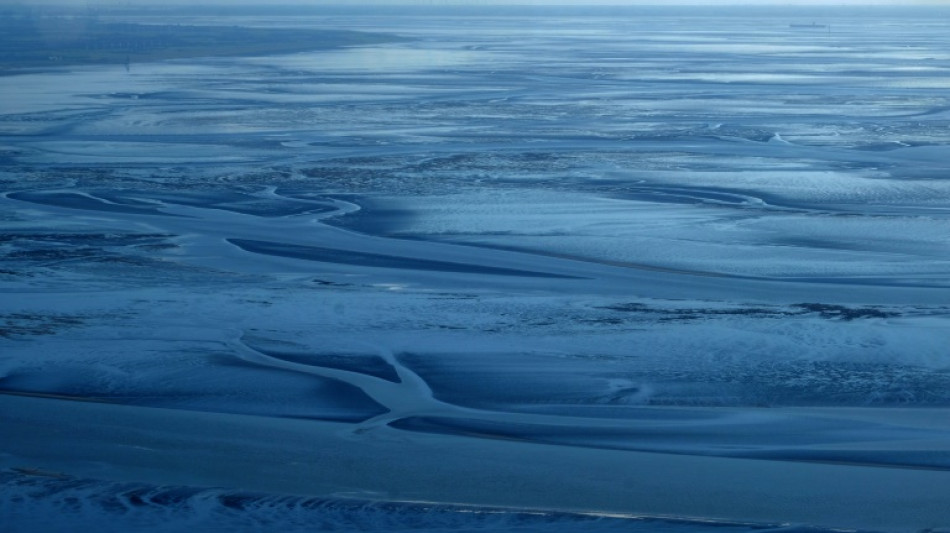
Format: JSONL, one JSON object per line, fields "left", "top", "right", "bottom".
{"left": 0, "top": 472, "right": 853, "bottom": 533}
{"left": 2, "top": 6, "right": 950, "bottom": 532}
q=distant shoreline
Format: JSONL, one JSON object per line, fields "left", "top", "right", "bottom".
{"left": 0, "top": 20, "right": 404, "bottom": 73}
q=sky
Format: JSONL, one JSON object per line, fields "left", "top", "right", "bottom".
{"left": 3, "top": 0, "right": 949, "bottom": 4}
{"left": 2, "top": 0, "right": 949, "bottom": 7}
{"left": 307, "top": 0, "right": 944, "bottom": 3}
{"left": 303, "top": 0, "right": 947, "bottom": 4}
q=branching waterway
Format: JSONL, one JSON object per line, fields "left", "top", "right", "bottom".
{"left": 2, "top": 6, "right": 950, "bottom": 532}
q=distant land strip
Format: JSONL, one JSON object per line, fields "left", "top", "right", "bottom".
{"left": 0, "top": 18, "right": 405, "bottom": 72}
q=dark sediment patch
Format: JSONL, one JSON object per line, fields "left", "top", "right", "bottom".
{"left": 0, "top": 359, "right": 388, "bottom": 423}
{"left": 598, "top": 302, "right": 897, "bottom": 322}
{"left": 0, "top": 20, "right": 405, "bottom": 72}
{"left": 790, "top": 302, "right": 895, "bottom": 320}
{"left": 613, "top": 186, "right": 756, "bottom": 206}
{"left": 7, "top": 191, "right": 179, "bottom": 217}
{"left": 227, "top": 238, "right": 582, "bottom": 279}
{"left": 0, "top": 313, "right": 85, "bottom": 338}
{"left": 120, "top": 190, "right": 336, "bottom": 218}
{"left": 319, "top": 194, "right": 419, "bottom": 236}
{"left": 739, "top": 449, "right": 950, "bottom": 471}
{"left": 390, "top": 416, "right": 950, "bottom": 470}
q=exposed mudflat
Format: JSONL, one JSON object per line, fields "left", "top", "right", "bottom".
{"left": 2, "top": 6, "right": 950, "bottom": 533}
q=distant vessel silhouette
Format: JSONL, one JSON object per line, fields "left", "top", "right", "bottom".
{"left": 790, "top": 22, "right": 829, "bottom": 29}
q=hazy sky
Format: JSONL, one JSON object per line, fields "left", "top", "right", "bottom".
{"left": 5, "top": 0, "right": 950, "bottom": 4}
{"left": 189, "top": 0, "right": 948, "bottom": 3}
{"left": 312, "top": 0, "right": 943, "bottom": 3}
{"left": 312, "top": 0, "right": 946, "bottom": 3}
{"left": 3, "top": 0, "right": 948, "bottom": 6}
